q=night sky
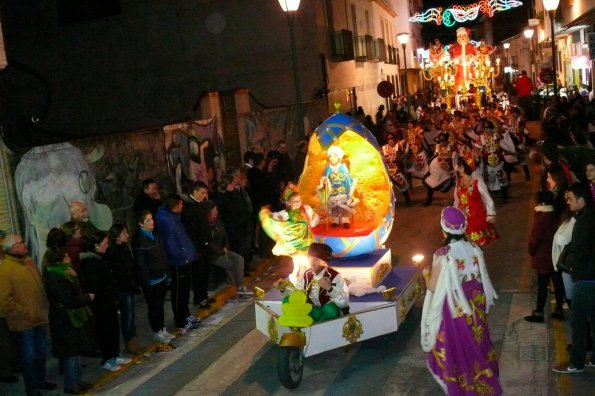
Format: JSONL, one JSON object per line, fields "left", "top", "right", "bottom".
{"left": 417, "top": 0, "right": 534, "bottom": 46}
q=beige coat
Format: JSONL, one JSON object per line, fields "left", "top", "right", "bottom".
{"left": 0, "top": 254, "right": 49, "bottom": 331}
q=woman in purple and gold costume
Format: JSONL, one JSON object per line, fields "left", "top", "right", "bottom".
{"left": 421, "top": 206, "right": 501, "bottom": 396}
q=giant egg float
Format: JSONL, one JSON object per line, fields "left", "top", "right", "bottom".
{"left": 297, "top": 111, "right": 395, "bottom": 258}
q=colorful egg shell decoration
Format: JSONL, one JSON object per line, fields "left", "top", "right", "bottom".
{"left": 297, "top": 111, "right": 396, "bottom": 258}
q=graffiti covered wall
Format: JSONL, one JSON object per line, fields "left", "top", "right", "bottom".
{"left": 10, "top": 127, "right": 170, "bottom": 264}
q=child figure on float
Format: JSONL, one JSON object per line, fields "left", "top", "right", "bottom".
{"left": 259, "top": 182, "right": 320, "bottom": 257}
{"left": 317, "top": 145, "right": 358, "bottom": 229}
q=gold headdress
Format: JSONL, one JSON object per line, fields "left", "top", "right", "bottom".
{"left": 282, "top": 182, "right": 299, "bottom": 202}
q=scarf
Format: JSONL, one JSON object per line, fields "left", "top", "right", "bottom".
{"left": 46, "top": 263, "right": 93, "bottom": 328}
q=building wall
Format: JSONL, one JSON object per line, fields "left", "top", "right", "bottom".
{"left": 561, "top": 0, "right": 595, "bottom": 24}
{"left": 0, "top": 0, "right": 323, "bottom": 150}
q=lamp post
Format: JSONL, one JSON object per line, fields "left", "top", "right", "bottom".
{"left": 543, "top": 0, "right": 560, "bottom": 103}
{"left": 397, "top": 32, "right": 410, "bottom": 109}
{"left": 523, "top": 28, "right": 535, "bottom": 84}
{"left": 503, "top": 42, "right": 511, "bottom": 93}
{"left": 417, "top": 47, "right": 425, "bottom": 90}
{"left": 278, "top": 0, "right": 304, "bottom": 136}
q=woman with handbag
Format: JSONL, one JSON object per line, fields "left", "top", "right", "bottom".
{"left": 525, "top": 191, "right": 564, "bottom": 323}
{"left": 44, "top": 247, "right": 95, "bottom": 394}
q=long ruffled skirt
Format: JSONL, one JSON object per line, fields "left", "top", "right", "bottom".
{"left": 427, "top": 279, "right": 502, "bottom": 395}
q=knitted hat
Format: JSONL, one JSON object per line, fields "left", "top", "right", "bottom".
{"left": 440, "top": 206, "right": 467, "bottom": 235}
{"left": 308, "top": 243, "right": 333, "bottom": 262}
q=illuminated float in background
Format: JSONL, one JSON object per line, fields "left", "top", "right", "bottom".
{"left": 421, "top": 28, "right": 501, "bottom": 110}
{"left": 410, "top": 1, "right": 525, "bottom": 108}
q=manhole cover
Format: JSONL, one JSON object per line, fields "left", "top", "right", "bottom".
{"left": 519, "top": 343, "right": 548, "bottom": 361}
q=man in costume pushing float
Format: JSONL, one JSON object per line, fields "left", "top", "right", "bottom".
{"left": 286, "top": 243, "right": 350, "bottom": 322}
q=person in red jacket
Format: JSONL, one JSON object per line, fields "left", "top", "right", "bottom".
{"left": 515, "top": 70, "right": 533, "bottom": 99}
{"left": 525, "top": 191, "right": 564, "bottom": 323}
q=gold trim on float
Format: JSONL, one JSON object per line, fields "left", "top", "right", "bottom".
{"left": 375, "top": 262, "right": 391, "bottom": 285}
{"left": 255, "top": 287, "right": 265, "bottom": 301}
{"left": 268, "top": 315, "right": 279, "bottom": 344}
{"left": 382, "top": 287, "right": 396, "bottom": 301}
{"left": 342, "top": 316, "right": 364, "bottom": 343}
{"left": 399, "top": 298, "right": 407, "bottom": 320}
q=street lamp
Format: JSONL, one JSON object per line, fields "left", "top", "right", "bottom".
{"left": 543, "top": 0, "right": 560, "bottom": 103}
{"left": 397, "top": 32, "right": 410, "bottom": 101}
{"left": 503, "top": 42, "right": 511, "bottom": 93}
{"left": 417, "top": 47, "right": 425, "bottom": 90}
{"left": 278, "top": 0, "right": 304, "bottom": 136}
{"left": 523, "top": 28, "right": 535, "bottom": 83}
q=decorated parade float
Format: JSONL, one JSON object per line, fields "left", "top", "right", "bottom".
{"left": 410, "top": 0, "right": 524, "bottom": 109}
{"left": 255, "top": 109, "right": 423, "bottom": 389}
{"left": 421, "top": 27, "right": 501, "bottom": 109}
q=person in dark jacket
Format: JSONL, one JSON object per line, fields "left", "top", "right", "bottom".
{"left": 293, "top": 139, "right": 308, "bottom": 182}
{"left": 44, "top": 247, "right": 95, "bottom": 395}
{"left": 132, "top": 178, "right": 162, "bottom": 218}
{"left": 41, "top": 228, "right": 67, "bottom": 270}
{"left": 131, "top": 211, "right": 174, "bottom": 345}
{"left": 181, "top": 181, "right": 215, "bottom": 309}
{"left": 155, "top": 194, "right": 200, "bottom": 330}
{"left": 106, "top": 224, "right": 143, "bottom": 355}
{"left": 266, "top": 140, "right": 294, "bottom": 184}
{"left": 525, "top": 191, "right": 563, "bottom": 323}
{"left": 79, "top": 231, "right": 131, "bottom": 372}
{"left": 61, "top": 221, "right": 84, "bottom": 272}
{"left": 553, "top": 183, "right": 595, "bottom": 374}
{"left": 204, "top": 201, "right": 251, "bottom": 296}
{"left": 213, "top": 172, "right": 252, "bottom": 262}
{"left": 248, "top": 153, "right": 279, "bottom": 257}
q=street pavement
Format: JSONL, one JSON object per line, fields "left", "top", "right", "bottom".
{"left": 2, "top": 137, "right": 595, "bottom": 395}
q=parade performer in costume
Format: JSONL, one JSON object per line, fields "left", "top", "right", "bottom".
{"left": 454, "top": 157, "right": 499, "bottom": 246}
{"left": 259, "top": 182, "right": 320, "bottom": 256}
{"left": 448, "top": 27, "right": 478, "bottom": 92}
{"left": 479, "top": 119, "right": 511, "bottom": 202}
{"left": 506, "top": 107, "right": 531, "bottom": 181}
{"left": 317, "top": 145, "right": 358, "bottom": 229}
{"left": 294, "top": 243, "right": 349, "bottom": 322}
{"left": 421, "top": 206, "right": 501, "bottom": 395}
{"left": 429, "top": 39, "right": 446, "bottom": 64}
{"left": 423, "top": 132, "right": 455, "bottom": 206}
{"left": 404, "top": 120, "right": 430, "bottom": 180}
{"left": 381, "top": 132, "right": 411, "bottom": 206}
{"left": 449, "top": 110, "right": 468, "bottom": 144}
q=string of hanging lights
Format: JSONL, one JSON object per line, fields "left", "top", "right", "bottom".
{"left": 409, "top": 0, "right": 523, "bottom": 27}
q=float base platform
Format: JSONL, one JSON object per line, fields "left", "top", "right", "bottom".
{"left": 328, "top": 248, "right": 392, "bottom": 289}
{"left": 255, "top": 266, "right": 422, "bottom": 357}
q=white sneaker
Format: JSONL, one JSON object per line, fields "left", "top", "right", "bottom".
{"left": 115, "top": 356, "right": 132, "bottom": 365}
{"left": 102, "top": 358, "right": 122, "bottom": 372}
{"left": 162, "top": 327, "right": 175, "bottom": 341}
{"left": 153, "top": 330, "right": 171, "bottom": 344}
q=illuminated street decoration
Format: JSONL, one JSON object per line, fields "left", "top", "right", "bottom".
{"left": 409, "top": 0, "right": 523, "bottom": 27}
